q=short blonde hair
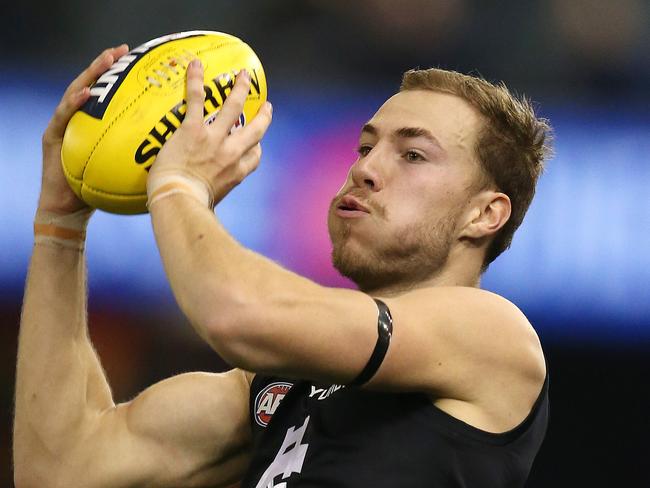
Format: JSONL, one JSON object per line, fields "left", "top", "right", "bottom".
{"left": 401, "top": 68, "right": 552, "bottom": 269}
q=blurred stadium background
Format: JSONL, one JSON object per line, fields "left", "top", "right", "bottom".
{"left": 2, "top": 1, "right": 649, "bottom": 485}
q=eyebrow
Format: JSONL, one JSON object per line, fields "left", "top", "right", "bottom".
{"left": 361, "top": 123, "right": 445, "bottom": 152}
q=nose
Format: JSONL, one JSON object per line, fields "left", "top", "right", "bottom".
{"left": 350, "top": 147, "right": 384, "bottom": 192}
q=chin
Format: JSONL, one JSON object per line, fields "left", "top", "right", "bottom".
{"left": 328, "top": 220, "right": 378, "bottom": 289}
{"left": 330, "top": 237, "right": 419, "bottom": 292}
{"left": 328, "top": 214, "right": 455, "bottom": 292}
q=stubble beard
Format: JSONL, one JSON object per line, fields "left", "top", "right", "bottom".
{"left": 328, "top": 210, "right": 457, "bottom": 293}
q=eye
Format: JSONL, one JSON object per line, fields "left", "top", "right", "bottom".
{"left": 357, "top": 145, "right": 372, "bottom": 157}
{"left": 404, "top": 150, "right": 425, "bottom": 162}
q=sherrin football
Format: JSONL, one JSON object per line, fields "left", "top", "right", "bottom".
{"left": 61, "top": 31, "right": 267, "bottom": 214}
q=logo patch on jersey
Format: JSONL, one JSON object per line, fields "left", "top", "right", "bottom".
{"left": 255, "top": 382, "right": 293, "bottom": 427}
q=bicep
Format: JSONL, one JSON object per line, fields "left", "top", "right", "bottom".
{"left": 214, "top": 283, "right": 379, "bottom": 385}
{"left": 215, "top": 284, "right": 542, "bottom": 401}
{"left": 374, "top": 287, "right": 541, "bottom": 396}
{"left": 73, "top": 368, "right": 252, "bottom": 488}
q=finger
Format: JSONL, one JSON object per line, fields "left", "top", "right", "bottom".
{"left": 230, "top": 101, "right": 273, "bottom": 152}
{"left": 211, "top": 70, "right": 251, "bottom": 135}
{"left": 184, "top": 59, "right": 206, "bottom": 124}
{"left": 48, "top": 45, "right": 129, "bottom": 137}
{"left": 238, "top": 143, "right": 263, "bottom": 177}
{"left": 45, "top": 87, "right": 91, "bottom": 140}
{"left": 66, "top": 44, "right": 129, "bottom": 97}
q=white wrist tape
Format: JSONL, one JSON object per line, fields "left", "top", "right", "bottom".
{"left": 33, "top": 208, "right": 94, "bottom": 250}
{"left": 147, "top": 172, "right": 213, "bottom": 209}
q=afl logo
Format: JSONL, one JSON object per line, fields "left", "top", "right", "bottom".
{"left": 254, "top": 382, "right": 293, "bottom": 427}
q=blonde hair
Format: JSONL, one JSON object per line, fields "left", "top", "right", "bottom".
{"left": 401, "top": 68, "right": 553, "bottom": 269}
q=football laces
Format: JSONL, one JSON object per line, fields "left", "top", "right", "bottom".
{"left": 146, "top": 50, "right": 195, "bottom": 87}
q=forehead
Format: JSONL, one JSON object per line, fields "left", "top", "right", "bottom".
{"left": 368, "top": 90, "right": 483, "bottom": 156}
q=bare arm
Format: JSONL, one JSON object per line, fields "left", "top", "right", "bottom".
{"left": 14, "top": 240, "right": 252, "bottom": 487}
{"left": 151, "top": 197, "right": 542, "bottom": 397}
{"left": 14, "top": 48, "right": 252, "bottom": 488}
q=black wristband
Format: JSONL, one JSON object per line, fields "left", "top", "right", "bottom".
{"left": 349, "top": 298, "right": 393, "bottom": 386}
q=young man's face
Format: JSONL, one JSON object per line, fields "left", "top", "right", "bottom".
{"left": 327, "top": 89, "right": 485, "bottom": 290}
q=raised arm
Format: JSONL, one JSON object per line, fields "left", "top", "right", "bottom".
{"left": 147, "top": 62, "right": 546, "bottom": 434}
{"left": 14, "top": 48, "right": 252, "bottom": 488}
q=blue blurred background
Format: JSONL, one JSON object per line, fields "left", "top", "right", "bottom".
{"left": 2, "top": 1, "right": 649, "bottom": 485}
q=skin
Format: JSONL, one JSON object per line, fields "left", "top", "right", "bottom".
{"left": 15, "top": 50, "right": 250, "bottom": 488}
{"left": 14, "top": 53, "right": 546, "bottom": 488}
{"left": 328, "top": 89, "right": 496, "bottom": 293}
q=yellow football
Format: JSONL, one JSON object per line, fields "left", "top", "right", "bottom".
{"left": 61, "top": 31, "right": 267, "bottom": 214}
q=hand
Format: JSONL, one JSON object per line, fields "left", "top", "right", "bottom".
{"left": 148, "top": 59, "right": 273, "bottom": 206}
{"left": 38, "top": 45, "right": 129, "bottom": 215}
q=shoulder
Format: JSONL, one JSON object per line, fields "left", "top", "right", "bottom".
{"left": 387, "top": 286, "right": 541, "bottom": 344}
{"left": 382, "top": 286, "right": 545, "bottom": 397}
{"left": 388, "top": 285, "right": 527, "bottom": 321}
{"left": 384, "top": 287, "right": 546, "bottom": 431}
{"left": 389, "top": 286, "right": 542, "bottom": 355}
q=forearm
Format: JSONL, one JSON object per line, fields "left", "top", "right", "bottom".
{"left": 149, "top": 193, "right": 376, "bottom": 383}
{"left": 14, "top": 240, "right": 114, "bottom": 481}
{"left": 150, "top": 194, "right": 319, "bottom": 347}
{"left": 151, "top": 194, "right": 260, "bottom": 339}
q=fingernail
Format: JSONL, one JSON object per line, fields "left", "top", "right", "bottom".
{"left": 190, "top": 59, "right": 202, "bottom": 69}
{"left": 239, "top": 69, "right": 250, "bottom": 81}
{"left": 266, "top": 101, "right": 273, "bottom": 113}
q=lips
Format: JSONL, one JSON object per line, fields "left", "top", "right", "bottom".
{"left": 336, "top": 195, "right": 370, "bottom": 218}
{"left": 338, "top": 195, "right": 370, "bottom": 212}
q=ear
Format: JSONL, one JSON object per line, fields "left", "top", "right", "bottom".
{"left": 459, "top": 191, "right": 511, "bottom": 240}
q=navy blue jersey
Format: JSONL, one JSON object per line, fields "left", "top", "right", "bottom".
{"left": 241, "top": 374, "right": 549, "bottom": 487}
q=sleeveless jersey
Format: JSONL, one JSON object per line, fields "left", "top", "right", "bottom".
{"left": 241, "top": 374, "right": 549, "bottom": 488}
